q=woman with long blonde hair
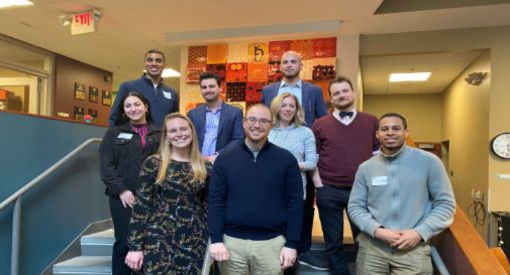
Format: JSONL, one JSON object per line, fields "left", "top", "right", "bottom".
{"left": 125, "top": 113, "right": 210, "bottom": 275}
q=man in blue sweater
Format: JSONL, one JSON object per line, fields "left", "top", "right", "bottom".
{"left": 209, "top": 104, "right": 304, "bottom": 275}
{"left": 109, "top": 49, "right": 179, "bottom": 126}
{"left": 348, "top": 113, "right": 456, "bottom": 275}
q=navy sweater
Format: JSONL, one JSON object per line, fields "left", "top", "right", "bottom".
{"left": 209, "top": 141, "right": 304, "bottom": 249}
{"left": 108, "top": 74, "right": 179, "bottom": 127}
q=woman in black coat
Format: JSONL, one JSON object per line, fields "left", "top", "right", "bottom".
{"left": 99, "top": 91, "right": 161, "bottom": 275}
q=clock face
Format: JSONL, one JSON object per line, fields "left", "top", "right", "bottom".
{"left": 491, "top": 133, "right": 510, "bottom": 159}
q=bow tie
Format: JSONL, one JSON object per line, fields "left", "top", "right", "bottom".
{"left": 339, "top": 111, "right": 354, "bottom": 118}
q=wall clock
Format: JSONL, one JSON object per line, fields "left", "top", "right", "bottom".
{"left": 491, "top": 133, "right": 510, "bottom": 159}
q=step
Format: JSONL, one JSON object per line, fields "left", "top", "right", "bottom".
{"left": 53, "top": 256, "right": 112, "bottom": 275}
{"left": 81, "top": 229, "right": 114, "bottom": 256}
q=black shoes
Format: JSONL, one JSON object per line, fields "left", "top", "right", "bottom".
{"left": 298, "top": 251, "right": 329, "bottom": 271}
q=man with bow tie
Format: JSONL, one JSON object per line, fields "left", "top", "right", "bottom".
{"left": 312, "top": 75, "right": 380, "bottom": 275}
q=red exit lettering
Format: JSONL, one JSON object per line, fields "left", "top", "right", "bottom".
{"left": 74, "top": 13, "right": 90, "bottom": 26}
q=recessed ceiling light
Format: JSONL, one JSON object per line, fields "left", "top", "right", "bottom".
{"left": 389, "top": 72, "right": 431, "bottom": 82}
{"left": 0, "top": 0, "right": 34, "bottom": 9}
{"left": 143, "top": 68, "right": 181, "bottom": 78}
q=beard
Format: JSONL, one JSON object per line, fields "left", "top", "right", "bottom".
{"left": 283, "top": 70, "right": 300, "bottom": 79}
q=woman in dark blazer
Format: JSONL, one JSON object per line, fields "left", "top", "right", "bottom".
{"left": 99, "top": 91, "right": 161, "bottom": 275}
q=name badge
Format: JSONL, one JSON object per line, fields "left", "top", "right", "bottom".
{"left": 372, "top": 176, "right": 388, "bottom": 186}
{"left": 118, "top": 133, "right": 133, "bottom": 139}
{"left": 162, "top": 91, "right": 172, "bottom": 99}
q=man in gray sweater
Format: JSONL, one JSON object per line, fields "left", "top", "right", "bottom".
{"left": 348, "top": 113, "right": 456, "bottom": 275}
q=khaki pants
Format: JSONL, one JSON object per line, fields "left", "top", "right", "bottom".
{"left": 218, "top": 235, "right": 285, "bottom": 275}
{"left": 356, "top": 233, "right": 432, "bottom": 275}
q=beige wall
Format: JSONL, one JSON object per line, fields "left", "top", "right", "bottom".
{"left": 442, "top": 50, "right": 491, "bottom": 238}
{"left": 364, "top": 94, "right": 443, "bottom": 142}
{"left": 361, "top": 26, "right": 510, "bottom": 241}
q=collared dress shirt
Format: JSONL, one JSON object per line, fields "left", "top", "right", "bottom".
{"left": 278, "top": 79, "right": 303, "bottom": 106}
{"left": 202, "top": 105, "right": 222, "bottom": 156}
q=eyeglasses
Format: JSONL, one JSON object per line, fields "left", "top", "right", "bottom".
{"left": 245, "top": 117, "right": 271, "bottom": 126}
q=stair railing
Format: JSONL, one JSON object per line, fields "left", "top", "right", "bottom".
{"left": 0, "top": 138, "right": 102, "bottom": 275}
{"left": 201, "top": 238, "right": 213, "bottom": 275}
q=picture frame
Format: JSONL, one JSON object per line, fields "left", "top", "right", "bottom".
{"left": 74, "top": 83, "right": 86, "bottom": 101}
{"left": 89, "top": 86, "right": 99, "bottom": 103}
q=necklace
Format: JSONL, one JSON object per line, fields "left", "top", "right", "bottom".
{"left": 273, "top": 125, "right": 293, "bottom": 145}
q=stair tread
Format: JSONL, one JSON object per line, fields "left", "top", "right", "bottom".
{"left": 82, "top": 229, "right": 114, "bottom": 244}
{"left": 54, "top": 256, "right": 111, "bottom": 272}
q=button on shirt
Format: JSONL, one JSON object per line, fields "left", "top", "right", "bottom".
{"left": 278, "top": 79, "right": 303, "bottom": 106}
{"left": 202, "top": 105, "right": 222, "bottom": 156}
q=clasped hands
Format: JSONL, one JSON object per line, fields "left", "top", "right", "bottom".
{"left": 374, "top": 228, "right": 423, "bottom": 250}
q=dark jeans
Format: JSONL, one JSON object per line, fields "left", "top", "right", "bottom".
{"left": 316, "top": 184, "right": 359, "bottom": 275}
{"left": 109, "top": 196, "right": 132, "bottom": 275}
{"left": 297, "top": 175, "right": 316, "bottom": 254}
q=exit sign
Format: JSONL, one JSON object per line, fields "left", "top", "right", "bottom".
{"left": 71, "top": 12, "right": 96, "bottom": 35}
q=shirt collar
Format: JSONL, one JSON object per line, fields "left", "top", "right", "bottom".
{"left": 142, "top": 73, "right": 164, "bottom": 86}
{"left": 381, "top": 144, "right": 407, "bottom": 158}
{"left": 280, "top": 79, "right": 302, "bottom": 89}
{"left": 205, "top": 101, "right": 223, "bottom": 113}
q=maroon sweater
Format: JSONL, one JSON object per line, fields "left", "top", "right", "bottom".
{"left": 312, "top": 112, "right": 379, "bottom": 187}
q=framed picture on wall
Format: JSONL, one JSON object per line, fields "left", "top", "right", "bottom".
{"left": 88, "top": 108, "right": 98, "bottom": 123}
{"left": 74, "top": 106, "right": 85, "bottom": 121}
{"left": 102, "top": 90, "right": 112, "bottom": 106}
{"left": 89, "top": 87, "right": 99, "bottom": 103}
{"left": 75, "top": 83, "right": 86, "bottom": 101}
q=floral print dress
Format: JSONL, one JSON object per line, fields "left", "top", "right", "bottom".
{"left": 128, "top": 155, "right": 211, "bottom": 275}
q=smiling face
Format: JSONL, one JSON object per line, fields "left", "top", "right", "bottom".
{"left": 278, "top": 96, "right": 297, "bottom": 126}
{"left": 144, "top": 52, "right": 165, "bottom": 79}
{"left": 123, "top": 95, "right": 148, "bottom": 124}
{"left": 280, "top": 52, "right": 302, "bottom": 80}
{"left": 376, "top": 116, "right": 409, "bottom": 155}
{"left": 329, "top": 81, "right": 356, "bottom": 111}
{"left": 243, "top": 105, "right": 272, "bottom": 146}
{"left": 200, "top": 78, "right": 221, "bottom": 103}
{"left": 166, "top": 117, "right": 193, "bottom": 150}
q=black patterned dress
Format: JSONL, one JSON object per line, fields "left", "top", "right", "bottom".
{"left": 127, "top": 155, "right": 211, "bottom": 275}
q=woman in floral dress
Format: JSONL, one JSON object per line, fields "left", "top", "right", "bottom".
{"left": 125, "top": 113, "right": 211, "bottom": 275}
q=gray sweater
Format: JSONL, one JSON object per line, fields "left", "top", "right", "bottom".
{"left": 269, "top": 124, "right": 317, "bottom": 199}
{"left": 348, "top": 146, "right": 455, "bottom": 247}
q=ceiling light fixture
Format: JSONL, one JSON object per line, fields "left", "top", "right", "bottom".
{"left": 389, "top": 72, "right": 431, "bottom": 82}
{"left": 59, "top": 15, "right": 72, "bottom": 26}
{"left": 143, "top": 68, "right": 181, "bottom": 78}
{"left": 0, "top": 0, "right": 33, "bottom": 9}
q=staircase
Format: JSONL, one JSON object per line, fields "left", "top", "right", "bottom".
{"left": 52, "top": 230, "right": 356, "bottom": 275}
{"left": 53, "top": 230, "right": 114, "bottom": 275}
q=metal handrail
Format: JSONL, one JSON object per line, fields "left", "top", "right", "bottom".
{"left": 432, "top": 245, "right": 450, "bottom": 275}
{"left": 0, "top": 138, "right": 102, "bottom": 275}
{"left": 201, "top": 238, "right": 213, "bottom": 275}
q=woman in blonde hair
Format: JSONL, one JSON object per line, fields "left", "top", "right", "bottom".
{"left": 125, "top": 113, "right": 211, "bottom": 275}
{"left": 269, "top": 92, "right": 318, "bottom": 201}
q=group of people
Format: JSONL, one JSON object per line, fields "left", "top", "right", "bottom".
{"left": 99, "top": 48, "right": 456, "bottom": 275}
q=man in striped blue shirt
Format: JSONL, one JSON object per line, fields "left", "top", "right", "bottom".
{"left": 188, "top": 72, "right": 244, "bottom": 163}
